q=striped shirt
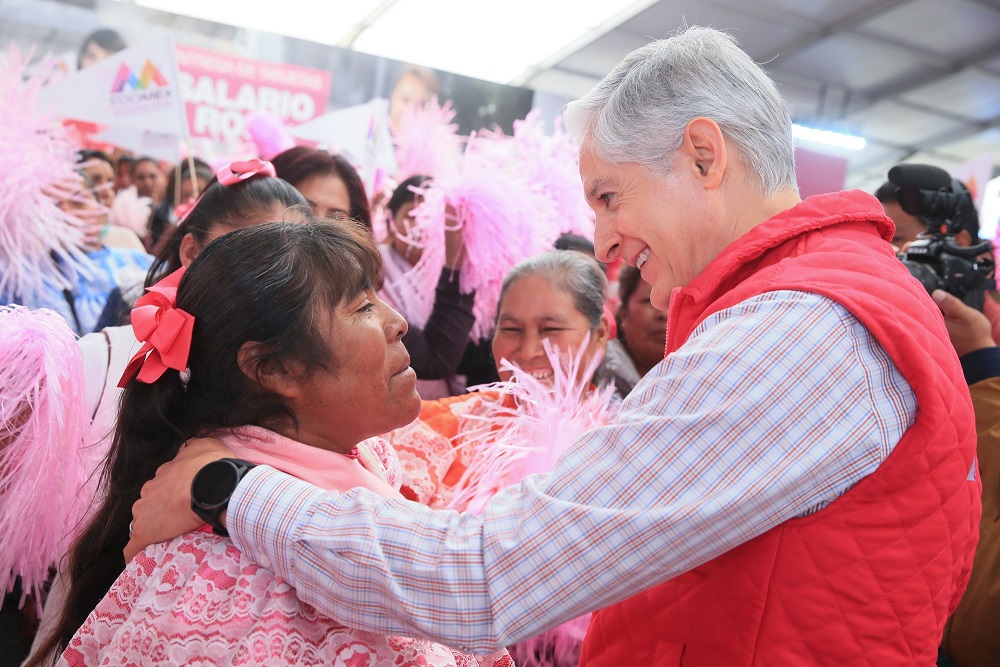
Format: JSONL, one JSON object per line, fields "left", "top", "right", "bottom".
{"left": 230, "top": 290, "right": 916, "bottom": 654}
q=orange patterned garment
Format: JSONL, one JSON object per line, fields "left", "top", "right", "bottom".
{"left": 388, "top": 390, "right": 503, "bottom": 508}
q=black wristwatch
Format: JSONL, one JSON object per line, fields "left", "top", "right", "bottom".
{"left": 191, "top": 458, "right": 256, "bottom": 537}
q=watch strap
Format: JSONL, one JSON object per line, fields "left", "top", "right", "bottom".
{"left": 191, "top": 457, "right": 256, "bottom": 537}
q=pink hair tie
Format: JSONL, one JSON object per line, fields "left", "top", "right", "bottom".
{"left": 119, "top": 267, "right": 195, "bottom": 387}
{"left": 216, "top": 158, "right": 276, "bottom": 186}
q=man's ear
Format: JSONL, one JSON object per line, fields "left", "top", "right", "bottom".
{"left": 237, "top": 341, "right": 301, "bottom": 398}
{"left": 179, "top": 233, "right": 200, "bottom": 268}
{"left": 680, "top": 117, "right": 727, "bottom": 190}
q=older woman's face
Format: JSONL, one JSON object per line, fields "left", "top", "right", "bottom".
{"left": 285, "top": 291, "right": 420, "bottom": 453}
{"left": 492, "top": 274, "right": 608, "bottom": 385}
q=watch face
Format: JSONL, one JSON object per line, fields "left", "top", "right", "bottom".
{"left": 192, "top": 460, "right": 240, "bottom": 508}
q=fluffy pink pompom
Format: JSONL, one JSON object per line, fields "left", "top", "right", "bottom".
{"left": 449, "top": 129, "right": 564, "bottom": 338}
{"left": 379, "top": 183, "right": 448, "bottom": 329}
{"left": 109, "top": 185, "right": 153, "bottom": 237}
{"left": 508, "top": 614, "right": 592, "bottom": 667}
{"left": 246, "top": 111, "right": 295, "bottom": 160}
{"left": 447, "top": 335, "right": 618, "bottom": 514}
{"left": 393, "top": 97, "right": 464, "bottom": 182}
{"left": 383, "top": 111, "right": 594, "bottom": 340}
{"left": 446, "top": 337, "right": 612, "bottom": 665}
{"left": 0, "top": 306, "right": 88, "bottom": 607}
{"left": 0, "top": 46, "right": 91, "bottom": 303}
{"left": 510, "top": 111, "right": 595, "bottom": 239}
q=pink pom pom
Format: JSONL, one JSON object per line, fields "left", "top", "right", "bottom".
{"left": 109, "top": 186, "right": 153, "bottom": 237}
{"left": 382, "top": 111, "right": 594, "bottom": 340}
{"left": 245, "top": 112, "right": 295, "bottom": 161}
{"left": 508, "top": 613, "right": 592, "bottom": 667}
{"left": 0, "top": 45, "right": 93, "bottom": 303}
{"left": 0, "top": 306, "right": 89, "bottom": 608}
{"left": 447, "top": 335, "right": 618, "bottom": 514}
{"left": 393, "top": 98, "right": 464, "bottom": 182}
{"left": 511, "top": 111, "right": 595, "bottom": 239}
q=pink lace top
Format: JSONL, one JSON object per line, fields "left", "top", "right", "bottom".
{"left": 57, "top": 426, "right": 512, "bottom": 667}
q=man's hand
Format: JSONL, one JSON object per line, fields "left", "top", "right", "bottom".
{"left": 124, "top": 437, "right": 233, "bottom": 562}
{"left": 933, "top": 289, "right": 997, "bottom": 357}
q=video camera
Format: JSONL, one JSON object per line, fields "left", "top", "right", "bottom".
{"left": 889, "top": 164, "right": 996, "bottom": 310}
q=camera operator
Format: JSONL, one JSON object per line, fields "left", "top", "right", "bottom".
{"left": 934, "top": 289, "right": 1000, "bottom": 667}
{"left": 883, "top": 164, "right": 999, "bottom": 666}
{"left": 880, "top": 164, "right": 1000, "bottom": 341}
{"left": 876, "top": 180, "right": 930, "bottom": 247}
{"left": 914, "top": 202, "right": 1000, "bottom": 343}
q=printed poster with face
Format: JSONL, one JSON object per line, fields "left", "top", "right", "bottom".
{"left": 12, "top": 0, "right": 535, "bottom": 168}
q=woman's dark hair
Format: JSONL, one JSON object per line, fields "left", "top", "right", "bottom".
{"left": 164, "top": 157, "right": 214, "bottom": 206}
{"left": 145, "top": 174, "right": 307, "bottom": 287}
{"left": 149, "top": 158, "right": 217, "bottom": 248}
{"left": 271, "top": 146, "right": 371, "bottom": 229}
{"left": 29, "top": 220, "right": 383, "bottom": 664}
{"left": 77, "top": 28, "right": 126, "bottom": 69}
{"left": 76, "top": 149, "right": 113, "bottom": 168}
{"left": 131, "top": 156, "right": 159, "bottom": 174}
{"left": 553, "top": 233, "right": 596, "bottom": 256}
{"left": 874, "top": 181, "right": 899, "bottom": 204}
{"left": 387, "top": 175, "right": 431, "bottom": 218}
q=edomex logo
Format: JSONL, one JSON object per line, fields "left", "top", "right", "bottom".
{"left": 109, "top": 59, "right": 174, "bottom": 114}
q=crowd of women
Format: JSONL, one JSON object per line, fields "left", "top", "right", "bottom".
{"left": 0, "top": 41, "right": 666, "bottom": 666}
{"left": 4, "top": 24, "right": 998, "bottom": 667}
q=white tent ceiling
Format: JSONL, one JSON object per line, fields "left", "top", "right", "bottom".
{"left": 521, "top": 0, "right": 1000, "bottom": 193}
{"left": 125, "top": 0, "right": 1000, "bottom": 193}
{"left": 12, "top": 0, "right": 1000, "bottom": 195}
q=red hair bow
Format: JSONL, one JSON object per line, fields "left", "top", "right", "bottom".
{"left": 216, "top": 158, "right": 276, "bottom": 186}
{"left": 118, "top": 268, "right": 195, "bottom": 387}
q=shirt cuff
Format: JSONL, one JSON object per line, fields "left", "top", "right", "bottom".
{"left": 228, "top": 465, "right": 328, "bottom": 586}
{"left": 960, "top": 346, "right": 1000, "bottom": 385}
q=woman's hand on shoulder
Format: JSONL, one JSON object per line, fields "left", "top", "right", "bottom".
{"left": 124, "top": 437, "right": 233, "bottom": 562}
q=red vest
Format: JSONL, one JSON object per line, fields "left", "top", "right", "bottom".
{"left": 580, "top": 191, "right": 980, "bottom": 666}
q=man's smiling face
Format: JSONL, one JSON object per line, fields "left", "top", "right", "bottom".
{"left": 581, "top": 146, "right": 724, "bottom": 310}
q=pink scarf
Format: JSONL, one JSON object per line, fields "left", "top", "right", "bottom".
{"left": 221, "top": 425, "right": 402, "bottom": 498}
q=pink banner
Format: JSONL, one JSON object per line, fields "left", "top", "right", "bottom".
{"left": 795, "top": 147, "right": 848, "bottom": 199}
{"left": 176, "top": 45, "right": 331, "bottom": 144}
